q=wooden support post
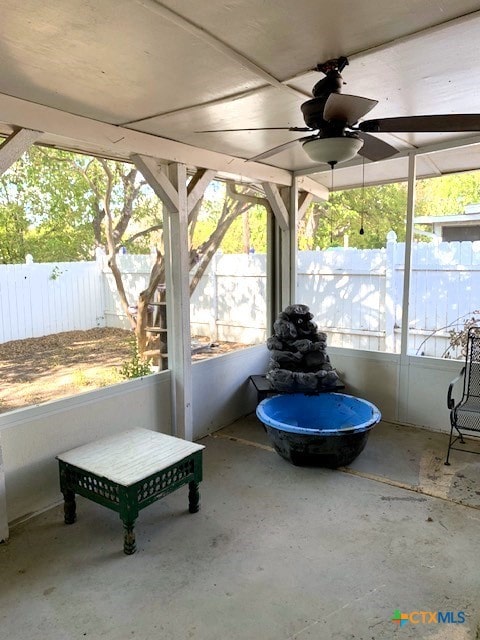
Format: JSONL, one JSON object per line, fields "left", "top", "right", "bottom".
{"left": 266, "top": 207, "right": 277, "bottom": 333}
{"left": 263, "top": 181, "right": 291, "bottom": 313}
{"left": 401, "top": 153, "right": 417, "bottom": 356}
{"left": 398, "top": 153, "right": 417, "bottom": 424}
{"left": 133, "top": 155, "right": 193, "bottom": 441}
{"left": 165, "top": 162, "right": 193, "bottom": 440}
{"left": 0, "top": 129, "right": 42, "bottom": 176}
{"left": 0, "top": 127, "right": 42, "bottom": 543}
{"left": 0, "top": 437, "right": 8, "bottom": 542}
{"left": 289, "top": 177, "right": 299, "bottom": 307}
{"left": 265, "top": 181, "right": 308, "bottom": 320}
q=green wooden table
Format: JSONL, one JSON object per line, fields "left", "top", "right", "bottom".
{"left": 57, "top": 428, "right": 204, "bottom": 554}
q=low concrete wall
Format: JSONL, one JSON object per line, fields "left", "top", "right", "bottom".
{"left": 0, "top": 342, "right": 460, "bottom": 538}
{"left": 329, "top": 346, "right": 458, "bottom": 433}
{"left": 401, "top": 355, "right": 460, "bottom": 432}
{"left": 0, "top": 372, "right": 172, "bottom": 529}
{"left": 329, "top": 347, "right": 400, "bottom": 423}
{"left": 192, "top": 344, "right": 269, "bottom": 438}
{"left": 0, "top": 345, "right": 271, "bottom": 534}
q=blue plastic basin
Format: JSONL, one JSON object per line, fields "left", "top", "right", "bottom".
{"left": 256, "top": 392, "right": 381, "bottom": 467}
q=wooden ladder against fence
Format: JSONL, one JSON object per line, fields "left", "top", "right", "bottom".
{"left": 143, "top": 285, "right": 168, "bottom": 370}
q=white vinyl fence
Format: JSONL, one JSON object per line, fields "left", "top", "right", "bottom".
{"left": 299, "top": 235, "right": 480, "bottom": 356}
{"left": 0, "top": 261, "right": 104, "bottom": 342}
{"left": 190, "top": 253, "right": 267, "bottom": 344}
{"left": 102, "top": 253, "right": 268, "bottom": 344}
{"left": 3, "top": 236, "right": 480, "bottom": 358}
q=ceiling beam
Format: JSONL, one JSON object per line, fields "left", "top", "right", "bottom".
{"left": 296, "top": 175, "right": 329, "bottom": 200}
{"left": 0, "top": 128, "right": 42, "bottom": 176}
{"left": 0, "top": 93, "right": 293, "bottom": 187}
{"left": 122, "top": 87, "right": 274, "bottom": 127}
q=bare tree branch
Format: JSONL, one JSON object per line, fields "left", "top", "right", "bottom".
{"left": 190, "top": 197, "right": 252, "bottom": 294}
{"left": 125, "top": 224, "right": 164, "bottom": 245}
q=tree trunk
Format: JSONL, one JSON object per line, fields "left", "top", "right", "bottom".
{"left": 134, "top": 191, "right": 255, "bottom": 359}
{"left": 135, "top": 251, "right": 166, "bottom": 358}
{"left": 107, "top": 254, "right": 137, "bottom": 330}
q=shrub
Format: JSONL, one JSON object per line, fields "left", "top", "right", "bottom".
{"left": 120, "top": 339, "right": 153, "bottom": 379}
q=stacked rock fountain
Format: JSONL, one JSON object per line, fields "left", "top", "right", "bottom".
{"left": 266, "top": 304, "right": 339, "bottom": 393}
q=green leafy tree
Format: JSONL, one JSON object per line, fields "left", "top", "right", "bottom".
{"left": 415, "top": 171, "right": 480, "bottom": 216}
{"left": 0, "top": 203, "right": 29, "bottom": 263}
{"left": 215, "top": 204, "right": 267, "bottom": 253}
{"left": 0, "top": 148, "right": 95, "bottom": 263}
{"left": 0, "top": 147, "right": 165, "bottom": 265}
{"left": 299, "top": 182, "right": 408, "bottom": 250}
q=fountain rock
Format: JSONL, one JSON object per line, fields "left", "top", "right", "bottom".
{"left": 266, "top": 304, "right": 339, "bottom": 393}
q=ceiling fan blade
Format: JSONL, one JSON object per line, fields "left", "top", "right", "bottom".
{"left": 247, "top": 136, "right": 314, "bottom": 162}
{"left": 196, "top": 126, "right": 312, "bottom": 133}
{"left": 323, "top": 93, "right": 378, "bottom": 126}
{"left": 357, "top": 132, "right": 398, "bottom": 162}
{"left": 359, "top": 114, "right": 480, "bottom": 133}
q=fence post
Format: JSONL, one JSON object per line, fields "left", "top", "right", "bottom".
{"left": 385, "top": 230, "right": 397, "bottom": 353}
{"left": 95, "top": 246, "right": 106, "bottom": 265}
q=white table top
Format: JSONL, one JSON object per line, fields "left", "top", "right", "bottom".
{"left": 57, "top": 428, "right": 205, "bottom": 486}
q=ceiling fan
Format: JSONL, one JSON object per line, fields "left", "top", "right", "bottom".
{"left": 198, "top": 56, "right": 480, "bottom": 167}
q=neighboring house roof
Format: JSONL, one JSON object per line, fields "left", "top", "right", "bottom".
{"left": 414, "top": 214, "right": 480, "bottom": 227}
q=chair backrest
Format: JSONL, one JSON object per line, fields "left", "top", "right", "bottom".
{"left": 464, "top": 327, "right": 480, "bottom": 398}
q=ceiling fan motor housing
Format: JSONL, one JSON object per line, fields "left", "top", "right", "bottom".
{"left": 301, "top": 97, "right": 331, "bottom": 129}
{"left": 312, "top": 69, "right": 343, "bottom": 99}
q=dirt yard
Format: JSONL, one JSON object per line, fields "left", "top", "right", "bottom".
{"left": 0, "top": 328, "right": 247, "bottom": 414}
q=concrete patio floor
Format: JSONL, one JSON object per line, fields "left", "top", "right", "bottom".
{"left": 1, "top": 417, "right": 479, "bottom": 640}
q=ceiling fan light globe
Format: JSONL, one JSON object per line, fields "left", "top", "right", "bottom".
{"left": 302, "top": 137, "right": 364, "bottom": 164}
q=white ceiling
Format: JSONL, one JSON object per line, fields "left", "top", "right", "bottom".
{"left": 2, "top": 0, "right": 480, "bottom": 189}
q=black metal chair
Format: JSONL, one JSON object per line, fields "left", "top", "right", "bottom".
{"left": 445, "top": 327, "right": 480, "bottom": 465}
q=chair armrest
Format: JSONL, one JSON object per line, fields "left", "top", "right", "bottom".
{"left": 447, "top": 366, "right": 465, "bottom": 409}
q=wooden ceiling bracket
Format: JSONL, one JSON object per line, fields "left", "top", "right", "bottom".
{"left": 187, "top": 168, "right": 216, "bottom": 214}
{"left": 131, "top": 154, "right": 179, "bottom": 212}
{"left": 262, "top": 182, "right": 289, "bottom": 230}
{"left": 0, "top": 128, "right": 42, "bottom": 176}
{"left": 298, "top": 192, "right": 313, "bottom": 221}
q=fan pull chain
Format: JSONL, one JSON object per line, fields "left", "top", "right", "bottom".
{"left": 329, "top": 161, "right": 336, "bottom": 243}
{"left": 359, "top": 157, "right": 365, "bottom": 235}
